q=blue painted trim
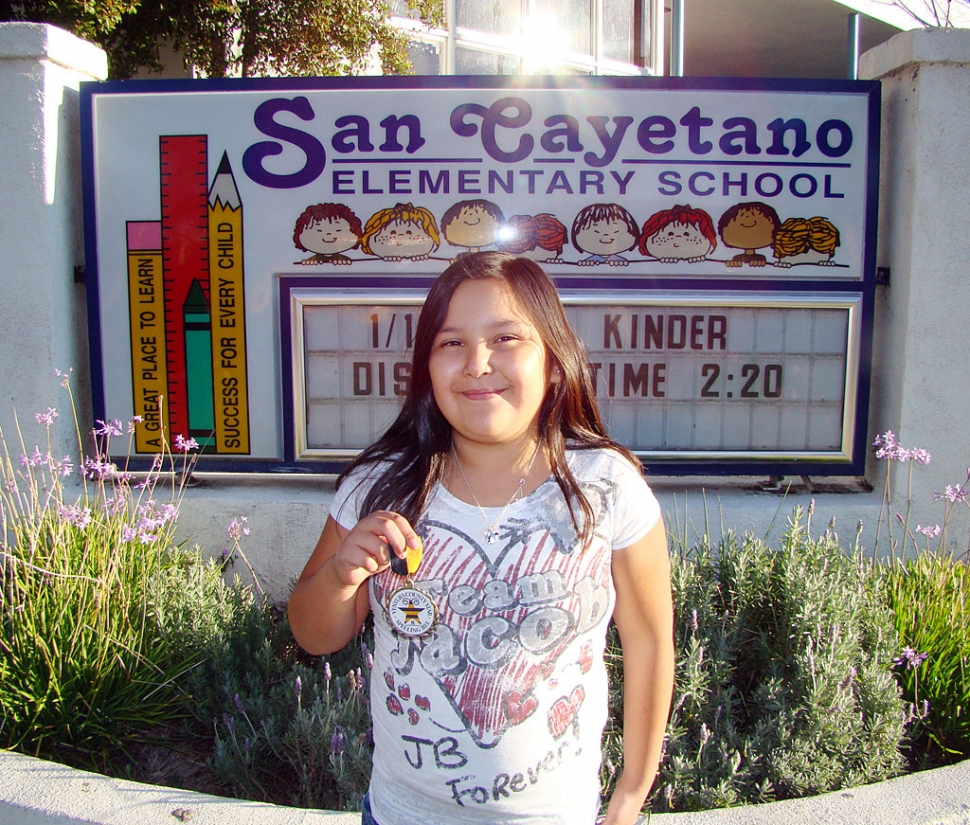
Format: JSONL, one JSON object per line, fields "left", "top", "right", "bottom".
{"left": 79, "top": 74, "right": 881, "bottom": 97}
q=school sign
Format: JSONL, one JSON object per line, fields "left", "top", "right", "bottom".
{"left": 81, "top": 75, "right": 879, "bottom": 475}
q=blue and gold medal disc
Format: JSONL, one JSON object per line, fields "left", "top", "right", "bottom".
{"left": 386, "top": 585, "right": 438, "bottom": 638}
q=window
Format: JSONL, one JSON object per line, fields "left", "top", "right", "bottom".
{"left": 394, "top": 0, "right": 659, "bottom": 76}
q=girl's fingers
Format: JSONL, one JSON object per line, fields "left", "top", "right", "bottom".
{"left": 366, "top": 510, "right": 422, "bottom": 561}
{"left": 339, "top": 511, "right": 421, "bottom": 578}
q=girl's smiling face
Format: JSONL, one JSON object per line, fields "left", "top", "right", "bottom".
{"left": 370, "top": 219, "right": 435, "bottom": 259}
{"left": 428, "top": 279, "right": 555, "bottom": 447}
{"left": 575, "top": 218, "right": 636, "bottom": 255}
{"left": 299, "top": 218, "right": 358, "bottom": 255}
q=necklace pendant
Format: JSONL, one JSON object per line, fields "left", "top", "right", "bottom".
{"left": 484, "top": 529, "right": 498, "bottom": 544}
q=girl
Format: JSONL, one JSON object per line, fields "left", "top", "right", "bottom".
{"left": 288, "top": 252, "right": 674, "bottom": 825}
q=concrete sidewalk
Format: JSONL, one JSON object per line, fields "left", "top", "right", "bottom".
{"left": 1, "top": 750, "right": 968, "bottom": 825}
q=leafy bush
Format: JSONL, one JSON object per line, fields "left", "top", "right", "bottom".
{"left": 869, "top": 430, "right": 970, "bottom": 765}
{"left": 883, "top": 552, "right": 970, "bottom": 764}
{"left": 201, "top": 625, "right": 374, "bottom": 810}
{"left": 603, "top": 506, "right": 908, "bottom": 813}
{"left": 0, "top": 376, "right": 217, "bottom": 770}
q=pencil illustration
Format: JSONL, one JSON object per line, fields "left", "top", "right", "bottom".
{"left": 207, "top": 152, "right": 251, "bottom": 453}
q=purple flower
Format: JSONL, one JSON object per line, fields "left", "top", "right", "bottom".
{"left": 934, "top": 483, "right": 969, "bottom": 504}
{"left": 127, "top": 415, "right": 143, "bottom": 434}
{"left": 174, "top": 434, "right": 199, "bottom": 452}
{"left": 227, "top": 517, "right": 250, "bottom": 542}
{"left": 915, "top": 524, "right": 941, "bottom": 538}
{"left": 873, "top": 431, "right": 931, "bottom": 464}
{"left": 893, "top": 646, "right": 928, "bottom": 670}
{"left": 233, "top": 693, "right": 246, "bottom": 715}
{"left": 83, "top": 457, "right": 120, "bottom": 481}
{"left": 330, "top": 729, "right": 345, "bottom": 755}
{"left": 911, "top": 448, "right": 932, "bottom": 465}
{"left": 58, "top": 504, "right": 92, "bottom": 529}
{"left": 294, "top": 675, "right": 303, "bottom": 703}
{"left": 34, "top": 407, "right": 58, "bottom": 428}
{"left": 55, "top": 367, "right": 72, "bottom": 388}
{"left": 94, "top": 419, "right": 123, "bottom": 438}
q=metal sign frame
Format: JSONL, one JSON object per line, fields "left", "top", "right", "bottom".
{"left": 80, "top": 74, "right": 879, "bottom": 476}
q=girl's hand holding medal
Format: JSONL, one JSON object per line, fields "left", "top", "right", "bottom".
{"left": 332, "top": 510, "right": 422, "bottom": 588}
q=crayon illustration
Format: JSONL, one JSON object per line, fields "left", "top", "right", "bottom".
{"left": 183, "top": 279, "right": 216, "bottom": 450}
{"left": 126, "top": 220, "right": 169, "bottom": 452}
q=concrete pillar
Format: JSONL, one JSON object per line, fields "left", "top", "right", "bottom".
{"left": 0, "top": 23, "right": 107, "bottom": 464}
{"left": 862, "top": 28, "right": 970, "bottom": 550}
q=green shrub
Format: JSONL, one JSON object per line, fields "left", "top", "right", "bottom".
{"left": 202, "top": 626, "right": 374, "bottom": 810}
{"left": 869, "top": 430, "right": 970, "bottom": 764}
{"left": 602, "top": 506, "right": 908, "bottom": 813}
{"left": 0, "top": 380, "right": 213, "bottom": 770}
{"left": 883, "top": 551, "right": 970, "bottom": 763}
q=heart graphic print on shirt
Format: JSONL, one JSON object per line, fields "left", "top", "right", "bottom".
{"left": 374, "top": 488, "right": 615, "bottom": 749}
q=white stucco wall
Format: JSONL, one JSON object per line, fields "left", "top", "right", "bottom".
{"left": 0, "top": 24, "right": 106, "bottom": 466}
{"left": 2, "top": 24, "right": 969, "bottom": 602}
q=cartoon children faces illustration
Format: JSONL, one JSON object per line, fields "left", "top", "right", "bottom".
{"left": 289, "top": 198, "right": 839, "bottom": 271}
{"left": 571, "top": 203, "right": 639, "bottom": 266}
{"left": 294, "top": 203, "right": 362, "bottom": 265}
{"left": 772, "top": 216, "right": 840, "bottom": 267}
{"left": 497, "top": 213, "right": 568, "bottom": 263}
{"left": 362, "top": 203, "right": 440, "bottom": 262}
{"left": 717, "top": 202, "right": 781, "bottom": 268}
{"left": 639, "top": 204, "right": 717, "bottom": 263}
{"left": 441, "top": 199, "right": 505, "bottom": 258}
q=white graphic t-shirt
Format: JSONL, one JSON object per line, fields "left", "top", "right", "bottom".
{"left": 329, "top": 447, "right": 662, "bottom": 825}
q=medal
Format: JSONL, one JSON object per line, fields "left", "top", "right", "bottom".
{"left": 385, "top": 540, "right": 438, "bottom": 638}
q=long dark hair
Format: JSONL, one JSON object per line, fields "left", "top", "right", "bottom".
{"left": 337, "top": 252, "right": 639, "bottom": 546}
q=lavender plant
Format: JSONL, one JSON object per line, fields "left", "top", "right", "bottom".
{"left": 205, "top": 635, "right": 374, "bottom": 810}
{"left": 602, "top": 506, "right": 908, "bottom": 813}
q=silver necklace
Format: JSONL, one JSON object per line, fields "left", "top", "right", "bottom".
{"left": 452, "top": 443, "right": 541, "bottom": 544}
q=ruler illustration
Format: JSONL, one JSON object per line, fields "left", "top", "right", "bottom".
{"left": 125, "top": 135, "right": 250, "bottom": 455}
